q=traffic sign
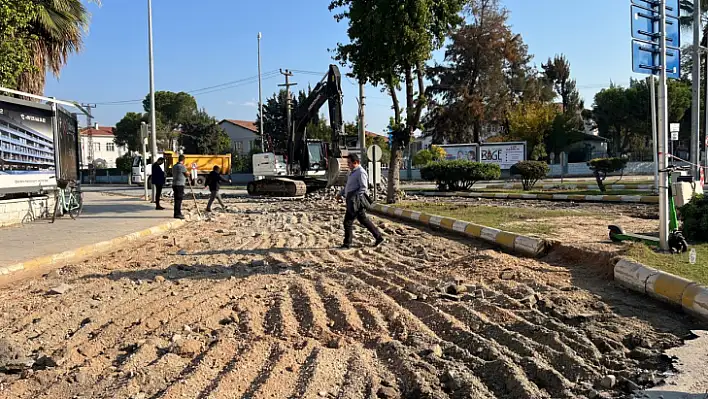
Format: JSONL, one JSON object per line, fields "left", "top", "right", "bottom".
{"left": 367, "top": 144, "right": 383, "bottom": 162}
{"left": 671, "top": 131, "right": 679, "bottom": 141}
{"left": 631, "top": 5, "right": 680, "bottom": 48}
{"left": 631, "top": 0, "right": 679, "bottom": 18}
{"left": 670, "top": 123, "right": 680, "bottom": 133}
{"left": 632, "top": 41, "right": 680, "bottom": 79}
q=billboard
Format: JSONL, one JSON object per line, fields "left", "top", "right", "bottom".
{"left": 479, "top": 142, "right": 526, "bottom": 170}
{"left": 439, "top": 144, "right": 479, "bottom": 162}
{"left": 0, "top": 95, "right": 80, "bottom": 196}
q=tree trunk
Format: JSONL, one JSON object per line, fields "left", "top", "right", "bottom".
{"left": 386, "top": 142, "right": 402, "bottom": 204}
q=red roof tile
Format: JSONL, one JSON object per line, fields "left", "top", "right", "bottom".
{"left": 222, "top": 119, "right": 258, "bottom": 133}
{"left": 80, "top": 126, "right": 115, "bottom": 136}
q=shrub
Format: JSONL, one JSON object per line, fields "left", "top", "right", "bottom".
{"left": 680, "top": 194, "right": 708, "bottom": 242}
{"left": 413, "top": 149, "right": 434, "bottom": 167}
{"left": 115, "top": 153, "right": 133, "bottom": 173}
{"left": 420, "top": 160, "right": 501, "bottom": 191}
{"left": 511, "top": 161, "right": 550, "bottom": 191}
{"left": 587, "top": 157, "right": 628, "bottom": 192}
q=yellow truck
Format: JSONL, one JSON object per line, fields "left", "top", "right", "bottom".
{"left": 132, "top": 151, "right": 231, "bottom": 187}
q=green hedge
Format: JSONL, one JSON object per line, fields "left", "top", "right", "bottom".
{"left": 510, "top": 161, "right": 550, "bottom": 191}
{"left": 421, "top": 160, "right": 501, "bottom": 191}
{"left": 680, "top": 194, "right": 708, "bottom": 242}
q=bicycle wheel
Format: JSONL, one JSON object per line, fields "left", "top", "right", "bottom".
{"left": 51, "top": 190, "right": 61, "bottom": 223}
{"left": 68, "top": 189, "right": 84, "bottom": 219}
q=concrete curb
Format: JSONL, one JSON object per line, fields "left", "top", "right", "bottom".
{"left": 410, "top": 191, "right": 659, "bottom": 204}
{"left": 0, "top": 219, "right": 187, "bottom": 277}
{"left": 614, "top": 258, "right": 708, "bottom": 322}
{"left": 471, "top": 183, "right": 654, "bottom": 191}
{"left": 369, "top": 203, "right": 550, "bottom": 257}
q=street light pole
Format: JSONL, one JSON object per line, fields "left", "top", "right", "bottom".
{"left": 147, "top": 0, "right": 158, "bottom": 158}
{"left": 258, "top": 32, "right": 264, "bottom": 152}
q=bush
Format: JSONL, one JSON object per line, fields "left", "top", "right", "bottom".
{"left": 587, "top": 157, "right": 628, "bottom": 192}
{"left": 412, "top": 145, "right": 446, "bottom": 168}
{"left": 420, "top": 160, "right": 501, "bottom": 191}
{"left": 510, "top": 161, "right": 550, "bottom": 191}
{"left": 115, "top": 153, "right": 133, "bottom": 173}
{"left": 680, "top": 194, "right": 708, "bottom": 242}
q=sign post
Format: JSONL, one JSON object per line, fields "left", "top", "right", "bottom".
{"left": 367, "top": 144, "right": 383, "bottom": 200}
{"left": 140, "top": 122, "right": 149, "bottom": 201}
{"left": 670, "top": 123, "right": 680, "bottom": 163}
{"left": 630, "top": 0, "right": 679, "bottom": 251}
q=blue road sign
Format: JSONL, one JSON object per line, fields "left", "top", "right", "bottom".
{"left": 631, "top": 0, "right": 680, "bottom": 18}
{"left": 631, "top": 5, "right": 680, "bottom": 48}
{"left": 632, "top": 39, "right": 681, "bottom": 79}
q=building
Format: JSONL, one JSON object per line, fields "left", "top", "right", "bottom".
{"left": 79, "top": 126, "right": 129, "bottom": 169}
{"left": 218, "top": 119, "right": 260, "bottom": 155}
{"left": 0, "top": 113, "right": 54, "bottom": 170}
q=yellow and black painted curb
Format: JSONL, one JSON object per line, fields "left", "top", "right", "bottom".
{"left": 369, "top": 203, "right": 551, "bottom": 258}
{"left": 472, "top": 183, "right": 654, "bottom": 191}
{"left": 615, "top": 258, "right": 708, "bottom": 322}
{"left": 410, "top": 191, "right": 659, "bottom": 204}
{"left": 0, "top": 219, "right": 187, "bottom": 277}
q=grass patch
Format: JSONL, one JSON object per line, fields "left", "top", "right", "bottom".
{"left": 396, "top": 202, "right": 605, "bottom": 236}
{"left": 625, "top": 243, "right": 708, "bottom": 286}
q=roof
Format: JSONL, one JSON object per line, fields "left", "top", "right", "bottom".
{"left": 221, "top": 119, "right": 258, "bottom": 133}
{"left": 80, "top": 126, "right": 115, "bottom": 137}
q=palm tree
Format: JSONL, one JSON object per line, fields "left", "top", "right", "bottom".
{"left": 680, "top": 0, "right": 708, "bottom": 41}
{"left": 16, "top": 0, "right": 100, "bottom": 95}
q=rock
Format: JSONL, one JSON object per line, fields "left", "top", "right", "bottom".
{"left": 154, "top": 275, "right": 166, "bottom": 283}
{"left": 376, "top": 386, "right": 398, "bottom": 398}
{"left": 440, "top": 293, "right": 460, "bottom": 301}
{"left": 0, "top": 338, "right": 33, "bottom": 372}
{"left": 32, "top": 355, "right": 58, "bottom": 370}
{"left": 215, "top": 229, "right": 225, "bottom": 233}
{"left": 445, "top": 284, "right": 467, "bottom": 295}
{"left": 326, "top": 338, "right": 343, "bottom": 349}
{"left": 318, "top": 391, "right": 328, "bottom": 397}
{"left": 171, "top": 334, "right": 183, "bottom": 343}
{"left": 171, "top": 339, "right": 202, "bottom": 358}
{"left": 380, "top": 379, "right": 394, "bottom": 388}
{"left": 251, "top": 259, "right": 268, "bottom": 267}
{"left": 600, "top": 375, "right": 616, "bottom": 389}
{"left": 183, "top": 325, "right": 192, "bottom": 333}
{"left": 628, "top": 347, "right": 654, "bottom": 360}
{"left": 519, "top": 294, "right": 539, "bottom": 308}
{"left": 132, "top": 392, "right": 147, "bottom": 399}
{"left": 200, "top": 238, "right": 210, "bottom": 244}
{"left": 177, "top": 249, "right": 188, "bottom": 256}
{"left": 47, "top": 283, "right": 71, "bottom": 295}
{"left": 499, "top": 269, "right": 517, "bottom": 280}
{"left": 428, "top": 344, "right": 443, "bottom": 358}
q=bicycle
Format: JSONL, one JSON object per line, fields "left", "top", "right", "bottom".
{"left": 51, "top": 177, "right": 84, "bottom": 223}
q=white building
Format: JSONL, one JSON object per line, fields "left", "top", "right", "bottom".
{"left": 79, "top": 127, "right": 129, "bottom": 169}
{"left": 218, "top": 119, "right": 260, "bottom": 155}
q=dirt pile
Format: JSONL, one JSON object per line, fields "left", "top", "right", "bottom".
{"left": 0, "top": 198, "right": 699, "bottom": 398}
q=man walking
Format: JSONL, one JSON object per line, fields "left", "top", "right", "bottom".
{"left": 204, "top": 165, "right": 231, "bottom": 212}
{"left": 151, "top": 157, "right": 166, "bottom": 210}
{"left": 172, "top": 154, "right": 190, "bottom": 219}
{"left": 337, "top": 153, "right": 384, "bottom": 249}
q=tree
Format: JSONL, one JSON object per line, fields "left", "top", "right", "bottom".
{"left": 0, "top": 0, "right": 36, "bottom": 89}
{"left": 542, "top": 55, "right": 583, "bottom": 114}
{"left": 424, "top": 0, "right": 531, "bottom": 145}
{"left": 507, "top": 101, "right": 559, "bottom": 160}
{"left": 255, "top": 89, "right": 307, "bottom": 153}
{"left": 15, "top": 0, "right": 99, "bottom": 95}
{"left": 115, "top": 153, "right": 133, "bottom": 173}
{"left": 143, "top": 91, "right": 198, "bottom": 149}
{"left": 329, "top": 0, "right": 465, "bottom": 203}
{"left": 113, "top": 112, "right": 146, "bottom": 152}
{"left": 179, "top": 109, "right": 231, "bottom": 155}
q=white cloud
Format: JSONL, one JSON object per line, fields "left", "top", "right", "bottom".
{"left": 241, "top": 99, "right": 258, "bottom": 108}
{"left": 226, "top": 100, "right": 237, "bottom": 106}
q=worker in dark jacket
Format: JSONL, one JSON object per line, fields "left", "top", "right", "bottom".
{"left": 151, "top": 157, "right": 166, "bottom": 210}
{"left": 336, "top": 153, "right": 384, "bottom": 249}
{"left": 204, "top": 165, "right": 231, "bottom": 212}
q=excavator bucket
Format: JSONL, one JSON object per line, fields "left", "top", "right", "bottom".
{"left": 326, "top": 156, "right": 349, "bottom": 187}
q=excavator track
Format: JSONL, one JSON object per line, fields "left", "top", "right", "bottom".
{"left": 247, "top": 178, "right": 308, "bottom": 197}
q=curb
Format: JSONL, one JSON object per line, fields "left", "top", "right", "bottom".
{"left": 0, "top": 219, "right": 187, "bottom": 277}
{"left": 615, "top": 258, "right": 708, "bottom": 322}
{"left": 470, "top": 183, "right": 654, "bottom": 191}
{"left": 369, "top": 203, "right": 550, "bottom": 257}
{"left": 410, "top": 191, "right": 659, "bottom": 204}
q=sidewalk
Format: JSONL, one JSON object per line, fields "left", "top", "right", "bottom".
{"left": 0, "top": 191, "right": 177, "bottom": 269}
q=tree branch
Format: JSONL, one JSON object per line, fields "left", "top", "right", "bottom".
{"left": 412, "top": 62, "right": 426, "bottom": 132}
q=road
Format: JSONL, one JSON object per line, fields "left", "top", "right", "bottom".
{"left": 0, "top": 195, "right": 703, "bottom": 399}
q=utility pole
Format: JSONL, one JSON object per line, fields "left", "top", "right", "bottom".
{"left": 278, "top": 69, "right": 296, "bottom": 170}
{"left": 81, "top": 103, "right": 97, "bottom": 184}
{"left": 692, "top": 0, "right": 702, "bottom": 180}
{"left": 258, "top": 32, "right": 264, "bottom": 152}
{"left": 358, "top": 82, "right": 366, "bottom": 162}
{"left": 658, "top": 0, "right": 670, "bottom": 251}
{"left": 147, "top": 0, "right": 158, "bottom": 158}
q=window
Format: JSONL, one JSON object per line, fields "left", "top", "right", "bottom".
{"left": 234, "top": 141, "right": 243, "bottom": 153}
{"left": 94, "top": 142, "right": 101, "bottom": 151}
{"left": 106, "top": 143, "right": 115, "bottom": 152}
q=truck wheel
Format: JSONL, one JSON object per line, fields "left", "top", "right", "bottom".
{"left": 196, "top": 176, "right": 206, "bottom": 187}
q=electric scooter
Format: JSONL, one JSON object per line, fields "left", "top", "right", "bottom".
{"left": 608, "top": 165, "right": 689, "bottom": 253}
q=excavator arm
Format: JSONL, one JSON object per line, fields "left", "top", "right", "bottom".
{"left": 289, "top": 65, "right": 344, "bottom": 184}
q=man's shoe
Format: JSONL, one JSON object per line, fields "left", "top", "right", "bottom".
{"left": 373, "top": 237, "right": 385, "bottom": 247}
{"left": 156, "top": 206, "right": 165, "bottom": 210}
{"left": 339, "top": 244, "right": 351, "bottom": 250}
{"left": 174, "top": 215, "right": 185, "bottom": 220}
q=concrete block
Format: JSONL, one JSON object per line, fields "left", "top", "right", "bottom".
{"left": 614, "top": 259, "right": 659, "bottom": 294}
{"left": 681, "top": 284, "right": 708, "bottom": 321}
{"left": 646, "top": 271, "right": 694, "bottom": 305}
{"left": 480, "top": 227, "right": 501, "bottom": 242}
{"left": 452, "top": 220, "right": 468, "bottom": 233}
{"left": 515, "top": 235, "right": 546, "bottom": 257}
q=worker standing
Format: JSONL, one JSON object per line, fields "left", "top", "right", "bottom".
{"left": 337, "top": 153, "right": 384, "bottom": 249}
{"left": 151, "top": 157, "right": 166, "bottom": 210}
{"left": 204, "top": 165, "right": 231, "bottom": 212}
{"left": 172, "top": 155, "right": 190, "bottom": 219}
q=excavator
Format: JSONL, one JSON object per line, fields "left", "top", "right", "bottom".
{"left": 248, "top": 64, "right": 350, "bottom": 197}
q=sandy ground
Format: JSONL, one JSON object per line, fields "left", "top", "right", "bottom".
{"left": 0, "top": 196, "right": 705, "bottom": 399}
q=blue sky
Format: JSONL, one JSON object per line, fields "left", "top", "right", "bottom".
{"left": 45, "top": 0, "right": 642, "bottom": 134}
